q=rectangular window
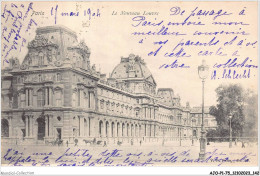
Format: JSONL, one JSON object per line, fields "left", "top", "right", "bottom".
{"left": 27, "top": 89, "right": 30, "bottom": 106}
{"left": 20, "top": 94, "right": 26, "bottom": 108}
{"left": 88, "top": 92, "right": 91, "bottom": 108}
{"left": 47, "top": 88, "right": 50, "bottom": 105}
{"left": 56, "top": 91, "right": 62, "bottom": 106}
{"left": 78, "top": 90, "right": 80, "bottom": 106}
{"left": 72, "top": 93, "right": 76, "bottom": 107}
{"left": 37, "top": 91, "right": 44, "bottom": 107}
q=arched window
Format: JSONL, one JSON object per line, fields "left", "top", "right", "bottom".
{"left": 127, "top": 124, "right": 129, "bottom": 137}
{"left": 122, "top": 123, "right": 125, "bottom": 137}
{"left": 135, "top": 124, "right": 138, "bottom": 137}
{"left": 106, "top": 121, "right": 109, "bottom": 137}
{"left": 111, "top": 122, "right": 114, "bottom": 137}
{"left": 117, "top": 122, "right": 120, "bottom": 137}
{"left": 84, "top": 118, "right": 88, "bottom": 136}
{"left": 99, "top": 121, "right": 103, "bottom": 137}
{"left": 77, "top": 90, "right": 81, "bottom": 107}
{"left": 131, "top": 124, "right": 134, "bottom": 137}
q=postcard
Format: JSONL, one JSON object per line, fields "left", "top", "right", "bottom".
{"left": 1, "top": 1, "right": 259, "bottom": 175}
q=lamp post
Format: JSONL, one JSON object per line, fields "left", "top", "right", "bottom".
{"left": 198, "top": 60, "right": 209, "bottom": 160}
{"left": 229, "top": 114, "right": 232, "bottom": 148}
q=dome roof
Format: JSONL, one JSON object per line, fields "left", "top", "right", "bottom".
{"left": 110, "top": 54, "right": 156, "bottom": 85}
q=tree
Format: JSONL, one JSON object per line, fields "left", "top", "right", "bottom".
{"left": 243, "top": 89, "right": 258, "bottom": 138}
{"left": 209, "top": 84, "right": 245, "bottom": 138}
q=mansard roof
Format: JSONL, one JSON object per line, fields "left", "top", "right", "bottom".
{"left": 110, "top": 54, "right": 156, "bottom": 86}
{"left": 191, "top": 106, "right": 211, "bottom": 114}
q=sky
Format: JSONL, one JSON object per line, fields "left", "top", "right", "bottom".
{"left": 1, "top": 1, "right": 258, "bottom": 107}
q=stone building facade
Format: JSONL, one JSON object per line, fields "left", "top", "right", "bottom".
{"left": 190, "top": 107, "right": 218, "bottom": 139}
{"left": 1, "top": 25, "right": 216, "bottom": 145}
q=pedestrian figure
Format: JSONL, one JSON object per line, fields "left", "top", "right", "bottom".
{"left": 74, "top": 138, "right": 78, "bottom": 146}
{"left": 103, "top": 140, "right": 107, "bottom": 147}
{"left": 93, "top": 138, "right": 96, "bottom": 144}
{"left": 140, "top": 140, "right": 142, "bottom": 146}
{"left": 235, "top": 139, "right": 237, "bottom": 146}
{"left": 66, "top": 140, "right": 69, "bottom": 147}
{"left": 131, "top": 139, "right": 133, "bottom": 146}
{"left": 242, "top": 141, "right": 245, "bottom": 148}
{"left": 117, "top": 140, "right": 122, "bottom": 146}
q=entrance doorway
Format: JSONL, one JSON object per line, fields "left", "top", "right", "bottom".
{"left": 37, "top": 118, "right": 45, "bottom": 140}
{"left": 56, "top": 128, "right": 62, "bottom": 139}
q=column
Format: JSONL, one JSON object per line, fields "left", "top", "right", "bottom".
{"left": 144, "top": 124, "right": 147, "bottom": 137}
{"left": 139, "top": 125, "right": 141, "bottom": 137}
{"left": 25, "top": 89, "right": 28, "bottom": 106}
{"left": 153, "top": 125, "right": 156, "bottom": 137}
{"left": 102, "top": 121, "right": 106, "bottom": 138}
{"left": 45, "top": 88, "right": 48, "bottom": 106}
{"left": 90, "top": 92, "right": 95, "bottom": 109}
{"left": 79, "top": 116, "right": 84, "bottom": 137}
{"left": 132, "top": 125, "right": 135, "bottom": 137}
{"left": 123, "top": 124, "right": 127, "bottom": 137}
{"left": 30, "top": 89, "right": 33, "bottom": 107}
{"left": 118, "top": 123, "right": 122, "bottom": 137}
{"left": 89, "top": 92, "right": 93, "bottom": 109}
{"left": 49, "top": 115, "right": 53, "bottom": 137}
{"left": 49, "top": 88, "right": 53, "bottom": 106}
{"left": 136, "top": 125, "right": 139, "bottom": 137}
{"left": 113, "top": 123, "right": 117, "bottom": 137}
{"left": 107, "top": 122, "right": 111, "bottom": 138}
{"left": 29, "top": 115, "right": 33, "bottom": 137}
{"left": 85, "top": 117, "right": 89, "bottom": 137}
{"left": 88, "top": 117, "right": 91, "bottom": 137}
{"left": 25, "top": 116, "right": 29, "bottom": 137}
{"left": 8, "top": 117, "right": 13, "bottom": 137}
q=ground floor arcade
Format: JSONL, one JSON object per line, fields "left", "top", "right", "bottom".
{"left": 1, "top": 111, "right": 195, "bottom": 145}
